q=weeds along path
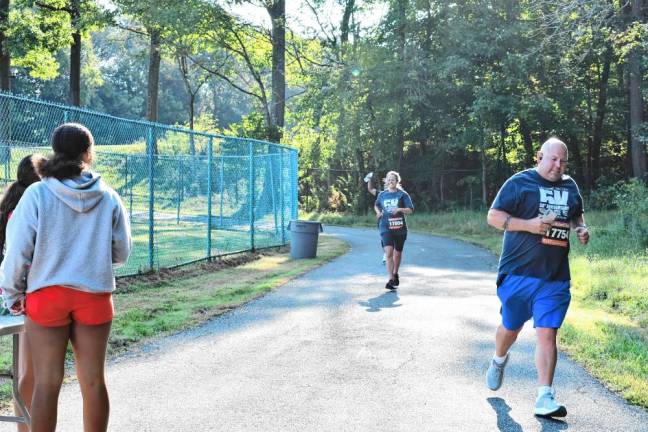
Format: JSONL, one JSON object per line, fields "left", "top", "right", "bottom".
{"left": 27, "top": 227, "right": 648, "bottom": 432}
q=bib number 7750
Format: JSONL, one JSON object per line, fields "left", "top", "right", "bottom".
{"left": 541, "top": 221, "right": 570, "bottom": 247}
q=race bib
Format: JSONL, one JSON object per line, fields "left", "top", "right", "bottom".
{"left": 388, "top": 216, "right": 404, "bottom": 230}
{"left": 541, "top": 221, "right": 570, "bottom": 247}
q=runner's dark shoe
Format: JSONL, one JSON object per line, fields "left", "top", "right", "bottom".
{"left": 393, "top": 273, "right": 400, "bottom": 286}
{"left": 385, "top": 279, "right": 396, "bottom": 290}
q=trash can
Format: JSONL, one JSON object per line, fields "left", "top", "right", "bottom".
{"left": 288, "top": 220, "right": 324, "bottom": 259}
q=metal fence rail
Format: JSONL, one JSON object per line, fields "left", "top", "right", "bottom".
{"left": 0, "top": 92, "right": 299, "bottom": 276}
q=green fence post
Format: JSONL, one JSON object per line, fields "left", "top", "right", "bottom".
{"left": 268, "top": 153, "right": 278, "bottom": 235}
{"left": 176, "top": 158, "right": 182, "bottom": 225}
{"left": 207, "top": 137, "right": 213, "bottom": 259}
{"left": 291, "top": 151, "right": 298, "bottom": 220}
{"left": 249, "top": 141, "right": 255, "bottom": 251}
{"left": 123, "top": 154, "right": 132, "bottom": 221}
{"left": 147, "top": 127, "right": 155, "bottom": 270}
{"left": 219, "top": 155, "right": 224, "bottom": 227}
{"left": 279, "top": 149, "right": 285, "bottom": 244}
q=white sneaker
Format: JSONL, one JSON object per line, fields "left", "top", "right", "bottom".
{"left": 534, "top": 388, "right": 567, "bottom": 417}
{"left": 486, "top": 353, "right": 509, "bottom": 391}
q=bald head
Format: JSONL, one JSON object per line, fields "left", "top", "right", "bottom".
{"left": 536, "top": 137, "right": 569, "bottom": 182}
{"left": 540, "top": 137, "right": 568, "bottom": 156}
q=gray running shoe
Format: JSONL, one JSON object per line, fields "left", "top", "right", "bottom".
{"left": 486, "top": 353, "right": 509, "bottom": 391}
{"left": 534, "top": 389, "right": 567, "bottom": 417}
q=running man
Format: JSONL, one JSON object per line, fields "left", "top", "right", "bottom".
{"left": 485, "top": 137, "right": 589, "bottom": 418}
{"left": 374, "top": 171, "right": 414, "bottom": 290}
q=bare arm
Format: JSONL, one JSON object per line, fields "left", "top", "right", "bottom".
{"left": 394, "top": 207, "right": 413, "bottom": 215}
{"left": 570, "top": 214, "right": 590, "bottom": 245}
{"left": 367, "top": 181, "right": 377, "bottom": 196}
{"left": 374, "top": 205, "right": 383, "bottom": 219}
{"left": 487, "top": 208, "right": 550, "bottom": 235}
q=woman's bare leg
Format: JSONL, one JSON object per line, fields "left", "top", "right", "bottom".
{"left": 15, "top": 332, "right": 33, "bottom": 432}
{"left": 25, "top": 318, "right": 69, "bottom": 432}
{"left": 70, "top": 321, "right": 112, "bottom": 432}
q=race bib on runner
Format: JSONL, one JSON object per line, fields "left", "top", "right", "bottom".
{"left": 541, "top": 221, "right": 570, "bottom": 247}
{"left": 388, "top": 216, "right": 404, "bottom": 230}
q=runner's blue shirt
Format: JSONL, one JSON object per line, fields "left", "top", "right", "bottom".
{"left": 491, "top": 169, "right": 584, "bottom": 283}
{"left": 375, "top": 189, "right": 414, "bottom": 235}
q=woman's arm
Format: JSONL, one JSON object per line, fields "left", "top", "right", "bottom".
{"left": 112, "top": 194, "right": 132, "bottom": 267}
{"left": 0, "top": 189, "right": 38, "bottom": 310}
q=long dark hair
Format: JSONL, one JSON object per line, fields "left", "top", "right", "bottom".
{"left": 0, "top": 154, "right": 46, "bottom": 259}
{"left": 37, "top": 122, "right": 95, "bottom": 180}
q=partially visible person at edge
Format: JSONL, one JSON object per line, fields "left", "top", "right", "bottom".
{"left": 0, "top": 123, "right": 132, "bottom": 432}
{"left": 365, "top": 171, "right": 387, "bottom": 265}
{"left": 0, "top": 154, "right": 46, "bottom": 432}
{"left": 374, "top": 171, "right": 414, "bottom": 290}
{"left": 485, "top": 137, "right": 589, "bottom": 418}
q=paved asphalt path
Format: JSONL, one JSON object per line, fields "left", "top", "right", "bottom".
{"left": 9, "top": 226, "right": 647, "bottom": 431}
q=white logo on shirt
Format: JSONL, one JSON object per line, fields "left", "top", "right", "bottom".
{"left": 383, "top": 198, "right": 399, "bottom": 212}
{"left": 539, "top": 187, "right": 569, "bottom": 219}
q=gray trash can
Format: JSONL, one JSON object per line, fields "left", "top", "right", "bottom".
{"left": 288, "top": 220, "right": 323, "bottom": 259}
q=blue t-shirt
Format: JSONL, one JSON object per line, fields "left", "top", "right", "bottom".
{"left": 491, "top": 169, "right": 584, "bottom": 283}
{"left": 375, "top": 189, "right": 414, "bottom": 235}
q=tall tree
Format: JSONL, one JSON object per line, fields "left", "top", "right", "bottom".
{"left": 0, "top": 0, "right": 9, "bottom": 91}
{"left": 36, "top": 0, "right": 106, "bottom": 106}
{"left": 265, "top": 0, "right": 285, "bottom": 142}
{"left": 626, "top": 0, "right": 647, "bottom": 178}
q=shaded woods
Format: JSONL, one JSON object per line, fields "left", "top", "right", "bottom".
{"left": 1, "top": 1, "right": 647, "bottom": 212}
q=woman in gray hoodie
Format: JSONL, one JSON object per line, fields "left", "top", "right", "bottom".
{"left": 0, "top": 123, "right": 132, "bottom": 432}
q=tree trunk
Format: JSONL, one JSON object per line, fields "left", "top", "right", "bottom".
{"left": 267, "top": 0, "right": 285, "bottom": 142}
{"left": 147, "top": 28, "right": 161, "bottom": 123}
{"left": 628, "top": 0, "right": 647, "bottom": 178}
{"left": 519, "top": 119, "right": 535, "bottom": 167}
{"left": 591, "top": 46, "right": 612, "bottom": 185}
{"left": 354, "top": 147, "right": 367, "bottom": 213}
{"left": 565, "top": 132, "right": 585, "bottom": 184}
{"left": 70, "top": 32, "right": 81, "bottom": 106}
{"left": 69, "top": 0, "right": 81, "bottom": 106}
{"left": 0, "top": 0, "right": 9, "bottom": 91}
{"left": 340, "top": 0, "right": 355, "bottom": 57}
{"left": 481, "top": 131, "right": 488, "bottom": 207}
{"left": 394, "top": 0, "right": 406, "bottom": 170}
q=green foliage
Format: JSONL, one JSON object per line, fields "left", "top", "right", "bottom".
{"left": 615, "top": 179, "right": 648, "bottom": 249}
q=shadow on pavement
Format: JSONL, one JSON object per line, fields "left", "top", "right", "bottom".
{"left": 488, "top": 397, "right": 523, "bottom": 432}
{"left": 358, "top": 291, "right": 401, "bottom": 312}
{"left": 536, "top": 415, "right": 569, "bottom": 431}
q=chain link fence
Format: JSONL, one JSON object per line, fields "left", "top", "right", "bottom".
{"left": 0, "top": 92, "right": 298, "bottom": 276}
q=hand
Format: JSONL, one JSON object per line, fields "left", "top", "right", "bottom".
{"left": 375, "top": 211, "right": 383, "bottom": 220}
{"left": 9, "top": 298, "right": 25, "bottom": 315}
{"left": 575, "top": 226, "right": 589, "bottom": 245}
{"left": 527, "top": 216, "right": 553, "bottom": 235}
{"left": 390, "top": 207, "right": 400, "bottom": 215}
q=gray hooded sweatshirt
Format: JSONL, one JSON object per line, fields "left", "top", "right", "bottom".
{"left": 0, "top": 172, "right": 131, "bottom": 309}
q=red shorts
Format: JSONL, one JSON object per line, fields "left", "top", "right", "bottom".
{"left": 26, "top": 285, "right": 114, "bottom": 327}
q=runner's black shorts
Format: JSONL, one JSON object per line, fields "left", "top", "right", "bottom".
{"left": 380, "top": 231, "right": 407, "bottom": 251}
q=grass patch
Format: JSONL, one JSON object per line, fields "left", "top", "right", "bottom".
{"left": 0, "top": 235, "right": 348, "bottom": 405}
{"left": 111, "top": 234, "right": 347, "bottom": 351}
{"left": 303, "top": 210, "right": 648, "bottom": 409}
